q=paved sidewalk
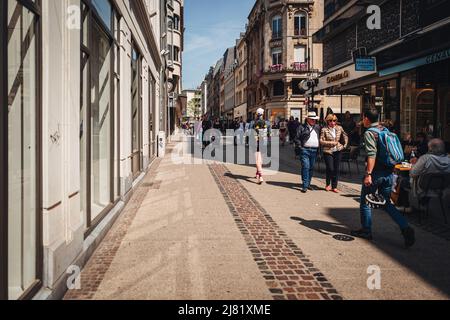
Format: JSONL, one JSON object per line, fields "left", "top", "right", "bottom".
{"left": 225, "top": 153, "right": 450, "bottom": 299}
{"left": 65, "top": 136, "right": 450, "bottom": 300}
{"left": 65, "top": 139, "right": 271, "bottom": 300}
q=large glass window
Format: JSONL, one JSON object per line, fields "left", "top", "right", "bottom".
{"left": 90, "top": 21, "right": 112, "bottom": 221}
{"left": 131, "top": 46, "right": 142, "bottom": 178}
{"left": 271, "top": 47, "right": 282, "bottom": 66}
{"left": 80, "top": 1, "right": 89, "bottom": 228}
{"left": 294, "top": 12, "right": 307, "bottom": 37}
{"left": 92, "top": 0, "right": 112, "bottom": 31}
{"left": 273, "top": 80, "right": 285, "bottom": 97}
{"left": 6, "top": 0, "right": 41, "bottom": 300}
{"left": 294, "top": 46, "right": 306, "bottom": 63}
{"left": 272, "top": 15, "right": 282, "bottom": 39}
{"left": 80, "top": 1, "right": 116, "bottom": 231}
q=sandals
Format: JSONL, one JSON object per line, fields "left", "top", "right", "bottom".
{"left": 256, "top": 171, "right": 264, "bottom": 185}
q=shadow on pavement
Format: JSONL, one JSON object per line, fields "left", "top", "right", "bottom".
{"left": 291, "top": 216, "right": 352, "bottom": 237}
{"left": 326, "top": 207, "right": 450, "bottom": 297}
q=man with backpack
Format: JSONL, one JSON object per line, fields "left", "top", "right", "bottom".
{"left": 351, "top": 108, "right": 416, "bottom": 248}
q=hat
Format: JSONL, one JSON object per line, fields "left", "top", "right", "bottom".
{"left": 256, "top": 108, "right": 265, "bottom": 116}
{"left": 306, "top": 111, "right": 320, "bottom": 120}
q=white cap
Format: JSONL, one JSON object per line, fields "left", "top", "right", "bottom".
{"left": 257, "top": 108, "right": 265, "bottom": 116}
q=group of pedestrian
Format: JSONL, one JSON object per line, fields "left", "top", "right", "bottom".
{"left": 293, "top": 111, "right": 348, "bottom": 194}
{"left": 280, "top": 108, "right": 416, "bottom": 248}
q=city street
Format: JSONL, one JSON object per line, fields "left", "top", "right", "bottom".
{"left": 64, "top": 133, "right": 450, "bottom": 300}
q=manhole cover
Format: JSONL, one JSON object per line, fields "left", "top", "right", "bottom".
{"left": 333, "top": 234, "right": 355, "bottom": 242}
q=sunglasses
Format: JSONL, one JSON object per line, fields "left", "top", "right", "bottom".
{"left": 328, "top": 120, "right": 337, "bottom": 123}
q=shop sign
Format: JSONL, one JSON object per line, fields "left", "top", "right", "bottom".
{"left": 380, "top": 47, "right": 450, "bottom": 76}
{"left": 327, "top": 70, "right": 350, "bottom": 84}
{"left": 425, "top": 48, "right": 450, "bottom": 65}
{"left": 355, "top": 57, "right": 376, "bottom": 71}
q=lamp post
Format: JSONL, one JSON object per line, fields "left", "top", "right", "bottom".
{"left": 300, "top": 69, "right": 320, "bottom": 112}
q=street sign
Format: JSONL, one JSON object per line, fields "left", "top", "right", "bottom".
{"left": 355, "top": 57, "right": 376, "bottom": 71}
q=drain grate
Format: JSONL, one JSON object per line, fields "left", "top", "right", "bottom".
{"left": 333, "top": 234, "right": 355, "bottom": 242}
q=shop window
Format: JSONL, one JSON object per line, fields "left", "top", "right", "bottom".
{"left": 5, "top": 0, "right": 41, "bottom": 300}
{"left": 90, "top": 21, "right": 112, "bottom": 221}
{"left": 92, "top": 0, "right": 112, "bottom": 31}
{"left": 131, "top": 46, "right": 142, "bottom": 179}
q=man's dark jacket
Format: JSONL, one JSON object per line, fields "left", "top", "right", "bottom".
{"left": 294, "top": 123, "right": 322, "bottom": 149}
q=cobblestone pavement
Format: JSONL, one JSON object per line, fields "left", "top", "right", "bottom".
{"left": 209, "top": 163, "right": 342, "bottom": 300}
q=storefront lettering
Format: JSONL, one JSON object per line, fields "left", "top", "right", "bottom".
{"left": 426, "top": 49, "right": 450, "bottom": 64}
{"left": 327, "top": 70, "right": 350, "bottom": 84}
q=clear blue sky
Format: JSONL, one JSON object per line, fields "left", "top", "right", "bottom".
{"left": 182, "top": 0, "right": 255, "bottom": 90}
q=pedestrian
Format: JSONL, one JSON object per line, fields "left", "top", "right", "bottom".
{"left": 279, "top": 118, "right": 288, "bottom": 146}
{"left": 237, "top": 117, "right": 245, "bottom": 145}
{"left": 294, "top": 111, "right": 321, "bottom": 193}
{"left": 254, "top": 108, "right": 268, "bottom": 185}
{"left": 351, "top": 108, "right": 415, "bottom": 248}
{"left": 288, "top": 116, "right": 296, "bottom": 145}
{"left": 342, "top": 111, "right": 356, "bottom": 135}
{"left": 320, "top": 114, "right": 348, "bottom": 193}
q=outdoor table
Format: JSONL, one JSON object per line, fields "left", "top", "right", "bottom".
{"left": 393, "top": 164, "right": 412, "bottom": 208}
{"left": 395, "top": 164, "right": 412, "bottom": 173}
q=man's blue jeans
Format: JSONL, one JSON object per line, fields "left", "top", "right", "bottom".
{"left": 300, "top": 148, "right": 318, "bottom": 189}
{"left": 360, "top": 171, "right": 409, "bottom": 232}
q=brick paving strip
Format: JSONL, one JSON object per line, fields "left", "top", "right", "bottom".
{"left": 64, "top": 159, "right": 163, "bottom": 300}
{"left": 209, "top": 163, "right": 343, "bottom": 300}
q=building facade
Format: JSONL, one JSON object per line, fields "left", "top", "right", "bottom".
{"left": 245, "top": 0, "right": 325, "bottom": 123}
{"left": 183, "top": 89, "right": 202, "bottom": 120}
{"left": 0, "top": 0, "right": 180, "bottom": 300}
{"left": 313, "top": 0, "right": 450, "bottom": 149}
{"left": 223, "top": 47, "right": 237, "bottom": 120}
{"left": 166, "top": 0, "right": 184, "bottom": 133}
{"left": 234, "top": 34, "right": 249, "bottom": 121}
{"left": 200, "top": 80, "right": 208, "bottom": 115}
{"left": 204, "top": 67, "right": 214, "bottom": 116}
{"left": 212, "top": 58, "right": 224, "bottom": 118}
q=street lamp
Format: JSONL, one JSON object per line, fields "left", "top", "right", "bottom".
{"left": 300, "top": 69, "right": 320, "bottom": 111}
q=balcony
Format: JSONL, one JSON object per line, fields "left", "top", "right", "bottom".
{"left": 269, "top": 64, "right": 284, "bottom": 72}
{"left": 267, "top": 62, "right": 309, "bottom": 74}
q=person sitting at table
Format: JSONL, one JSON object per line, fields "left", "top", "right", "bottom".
{"left": 409, "top": 138, "right": 450, "bottom": 209}
{"left": 415, "top": 132, "right": 429, "bottom": 158}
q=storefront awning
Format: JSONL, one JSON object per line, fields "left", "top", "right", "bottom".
{"left": 379, "top": 47, "right": 450, "bottom": 77}
{"left": 307, "top": 63, "right": 377, "bottom": 95}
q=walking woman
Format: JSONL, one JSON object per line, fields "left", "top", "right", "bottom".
{"left": 254, "top": 108, "right": 268, "bottom": 184}
{"left": 320, "top": 114, "right": 348, "bottom": 193}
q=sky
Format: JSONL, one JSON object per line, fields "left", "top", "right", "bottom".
{"left": 182, "top": 0, "right": 255, "bottom": 90}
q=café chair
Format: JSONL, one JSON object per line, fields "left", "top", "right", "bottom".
{"left": 414, "top": 173, "right": 450, "bottom": 224}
